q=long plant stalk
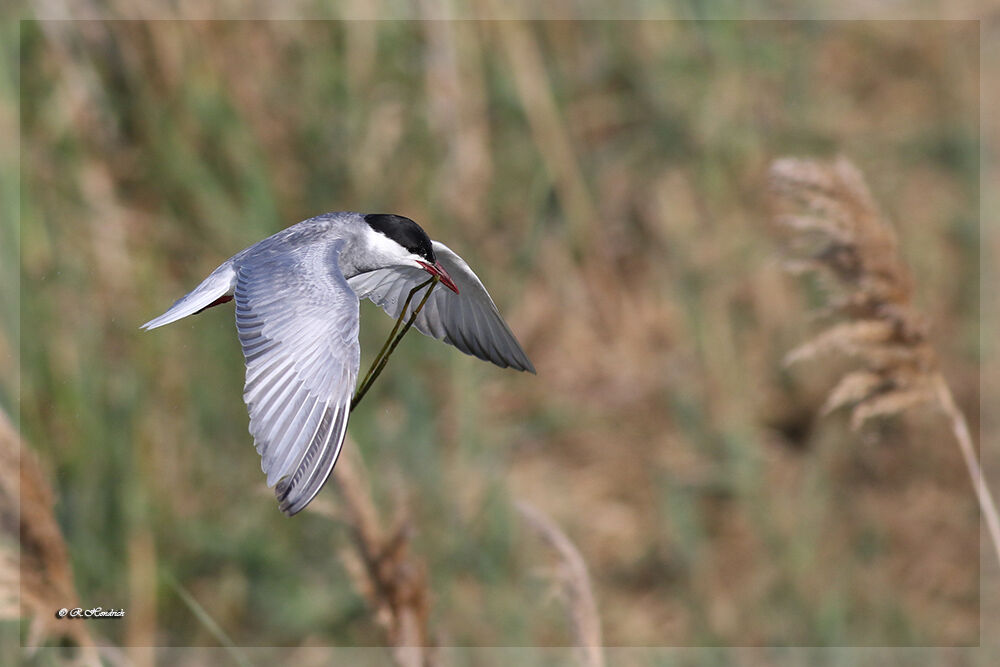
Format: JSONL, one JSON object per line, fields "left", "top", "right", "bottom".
{"left": 357, "top": 277, "right": 435, "bottom": 392}
{"left": 326, "top": 445, "right": 436, "bottom": 666}
{"left": 516, "top": 501, "right": 604, "bottom": 667}
{"left": 351, "top": 276, "right": 439, "bottom": 411}
{"left": 164, "top": 573, "right": 252, "bottom": 667}
{"left": 933, "top": 375, "right": 1000, "bottom": 567}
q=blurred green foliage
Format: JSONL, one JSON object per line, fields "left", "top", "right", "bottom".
{"left": 12, "top": 18, "right": 980, "bottom": 655}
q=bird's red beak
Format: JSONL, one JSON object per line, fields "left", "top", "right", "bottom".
{"left": 418, "top": 260, "right": 459, "bottom": 294}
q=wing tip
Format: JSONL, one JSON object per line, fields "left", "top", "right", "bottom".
{"left": 512, "top": 344, "right": 536, "bottom": 374}
{"left": 505, "top": 344, "right": 536, "bottom": 374}
{"left": 276, "top": 484, "right": 304, "bottom": 516}
{"left": 506, "top": 352, "right": 536, "bottom": 374}
{"left": 140, "top": 309, "right": 191, "bottom": 330}
{"left": 272, "top": 403, "right": 351, "bottom": 517}
{"left": 275, "top": 475, "right": 310, "bottom": 516}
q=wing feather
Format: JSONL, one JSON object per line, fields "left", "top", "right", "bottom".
{"left": 234, "top": 240, "right": 360, "bottom": 515}
{"left": 347, "top": 241, "right": 535, "bottom": 373}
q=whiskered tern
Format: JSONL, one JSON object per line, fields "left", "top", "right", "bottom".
{"left": 143, "top": 212, "right": 534, "bottom": 515}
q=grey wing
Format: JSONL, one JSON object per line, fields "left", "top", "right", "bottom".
{"left": 234, "top": 241, "right": 360, "bottom": 516}
{"left": 347, "top": 241, "right": 535, "bottom": 373}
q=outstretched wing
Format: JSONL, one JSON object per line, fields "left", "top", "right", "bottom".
{"left": 347, "top": 241, "right": 535, "bottom": 373}
{"left": 234, "top": 241, "right": 360, "bottom": 515}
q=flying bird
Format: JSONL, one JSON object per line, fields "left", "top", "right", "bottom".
{"left": 142, "top": 212, "right": 534, "bottom": 515}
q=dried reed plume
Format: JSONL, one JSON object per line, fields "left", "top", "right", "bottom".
{"left": 517, "top": 501, "right": 604, "bottom": 667}
{"left": 310, "top": 441, "right": 436, "bottom": 667}
{"left": 0, "top": 407, "right": 100, "bottom": 665}
{"left": 768, "top": 156, "right": 1000, "bottom": 566}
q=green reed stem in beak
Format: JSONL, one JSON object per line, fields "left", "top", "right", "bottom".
{"left": 351, "top": 275, "right": 439, "bottom": 412}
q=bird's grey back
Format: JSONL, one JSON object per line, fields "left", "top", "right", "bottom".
{"left": 229, "top": 212, "right": 361, "bottom": 268}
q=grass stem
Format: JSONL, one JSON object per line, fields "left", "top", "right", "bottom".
{"left": 164, "top": 573, "right": 253, "bottom": 667}
{"left": 934, "top": 375, "right": 1000, "bottom": 568}
{"left": 352, "top": 276, "right": 439, "bottom": 412}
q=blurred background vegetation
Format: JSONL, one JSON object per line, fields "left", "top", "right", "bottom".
{"left": 7, "top": 16, "right": 984, "bottom": 659}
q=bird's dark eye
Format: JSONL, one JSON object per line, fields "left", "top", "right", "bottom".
{"left": 411, "top": 240, "right": 435, "bottom": 262}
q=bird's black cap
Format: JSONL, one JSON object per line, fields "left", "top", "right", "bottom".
{"left": 364, "top": 213, "right": 436, "bottom": 262}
